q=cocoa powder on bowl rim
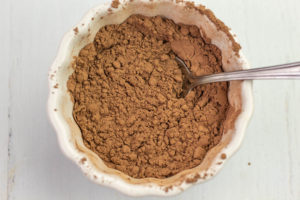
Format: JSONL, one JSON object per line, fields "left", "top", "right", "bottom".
{"left": 67, "top": 14, "right": 230, "bottom": 179}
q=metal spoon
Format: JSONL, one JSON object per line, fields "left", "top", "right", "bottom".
{"left": 175, "top": 56, "right": 300, "bottom": 98}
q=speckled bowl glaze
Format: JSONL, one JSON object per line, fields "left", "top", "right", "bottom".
{"left": 48, "top": 0, "right": 253, "bottom": 196}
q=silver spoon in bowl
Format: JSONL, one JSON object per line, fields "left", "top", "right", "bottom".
{"left": 175, "top": 56, "right": 300, "bottom": 98}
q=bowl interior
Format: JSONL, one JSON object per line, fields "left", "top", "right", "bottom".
{"left": 48, "top": 0, "right": 252, "bottom": 196}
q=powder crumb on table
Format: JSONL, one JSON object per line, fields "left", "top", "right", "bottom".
{"left": 67, "top": 15, "right": 229, "bottom": 179}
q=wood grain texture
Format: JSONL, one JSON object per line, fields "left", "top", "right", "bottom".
{"left": 1, "top": 0, "right": 300, "bottom": 199}
{"left": 0, "top": 1, "right": 10, "bottom": 199}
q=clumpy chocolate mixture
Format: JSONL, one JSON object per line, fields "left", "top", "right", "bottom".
{"left": 68, "top": 15, "right": 229, "bottom": 179}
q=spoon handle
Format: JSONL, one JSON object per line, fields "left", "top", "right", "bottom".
{"left": 192, "top": 61, "right": 300, "bottom": 85}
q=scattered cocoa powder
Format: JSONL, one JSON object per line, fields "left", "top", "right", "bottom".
{"left": 184, "top": 2, "right": 241, "bottom": 55}
{"left": 67, "top": 15, "right": 229, "bottom": 179}
{"left": 73, "top": 27, "right": 79, "bottom": 35}
{"left": 80, "top": 157, "right": 87, "bottom": 164}
{"left": 221, "top": 153, "right": 227, "bottom": 160}
{"left": 111, "top": 0, "right": 120, "bottom": 8}
{"left": 185, "top": 173, "right": 201, "bottom": 183}
{"left": 164, "top": 185, "right": 173, "bottom": 192}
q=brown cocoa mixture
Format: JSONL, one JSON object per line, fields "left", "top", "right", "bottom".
{"left": 67, "top": 15, "right": 229, "bottom": 179}
{"left": 185, "top": 2, "right": 241, "bottom": 55}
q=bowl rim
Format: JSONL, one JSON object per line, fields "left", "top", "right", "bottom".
{"left": 47, "top": 0, "right": 254, "bottom": 196}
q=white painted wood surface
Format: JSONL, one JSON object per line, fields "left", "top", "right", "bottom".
{"left": 1, "top": 0, "right": 300, "bottom": 199}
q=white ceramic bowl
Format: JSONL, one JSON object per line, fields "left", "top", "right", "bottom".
{"left": 48, "top": 0, "right": 253, "bottom": 196}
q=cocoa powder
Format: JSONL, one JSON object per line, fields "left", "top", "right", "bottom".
{"left": 67, "top": 15, "right": 229, "bottom": 178}
{"left": 111, "top": 0, "right": 120, "bottom": 8}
